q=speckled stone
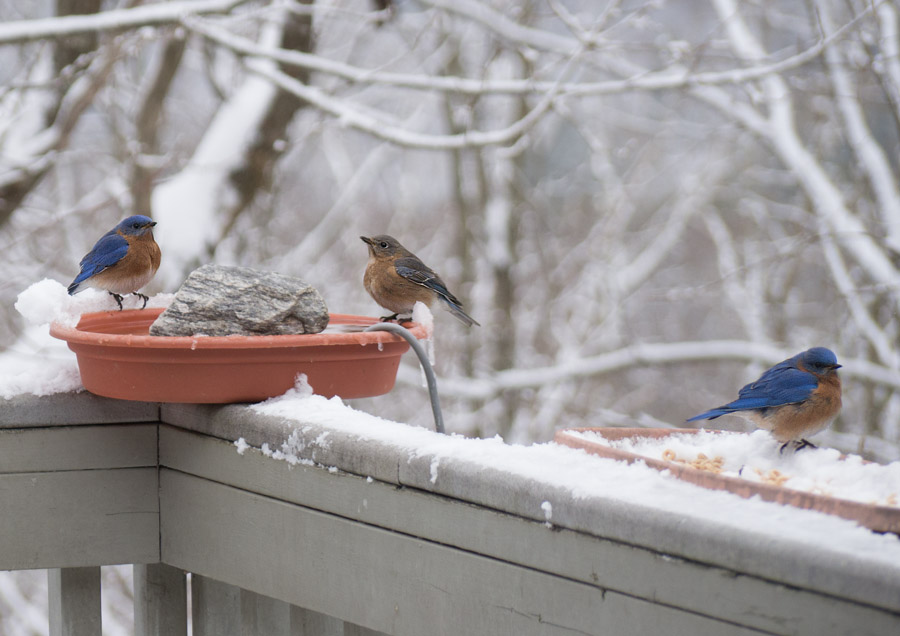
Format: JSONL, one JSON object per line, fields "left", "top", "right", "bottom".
{"left": 149, "top": 264, "right": 328, "bottom": 336}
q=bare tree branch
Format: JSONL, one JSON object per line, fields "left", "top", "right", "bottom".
{"left": 816, "top": 0, "right": 900, "bottom": 252}
{"left": 402, "top": 340, "right": 900, "bottom": 401}
{"left": 247, "top": 60, "right": 557, "bottom": 149}
{"left": 0, "top": 0, "right": 251, "bottom": 46}
{"left": 184, "top": 11, "right": 868, "bottom": 97}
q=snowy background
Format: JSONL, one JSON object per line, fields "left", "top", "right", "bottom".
{"left": 3, "top": 0, "right": 900, "bottom": 633}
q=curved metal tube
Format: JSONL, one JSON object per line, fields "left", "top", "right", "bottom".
{"left": 364, "top": 322, "right": 444, "bottom": 434}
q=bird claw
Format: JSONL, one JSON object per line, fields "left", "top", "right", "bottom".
{"left": 109, "top": 292, "right": 125, "bottom": 311}
{"left": 132, "top": 292, "right": 150, "bottom": 309}
{"left": 379, "top": 313, "right": 413, "bottom": 324}
{"left": 779, "top": 439, "right": 818, "bottom": 454}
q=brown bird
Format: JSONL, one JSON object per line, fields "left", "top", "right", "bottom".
{"left": 361, "top": 235, "right": 479, "bottom": 326}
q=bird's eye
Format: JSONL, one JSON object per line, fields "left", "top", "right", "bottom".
{"left": 379, "top": 241, "right": 389, "bottom": 249}
{"left": 132, "top": 223, "right": 141, "bottom": 229}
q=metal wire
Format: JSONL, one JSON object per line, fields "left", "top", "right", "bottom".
{"left": 364, "top": 322, "right": 444, "bottom": 434}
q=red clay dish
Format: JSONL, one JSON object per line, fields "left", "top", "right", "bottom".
{"left": 50, "top": 308, "right": 427, "bottom": 403}
{"left": 555, "top": 427, "right": 900, "bottom": 534}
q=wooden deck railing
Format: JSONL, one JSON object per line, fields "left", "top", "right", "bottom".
{"left": 2, "top": 392, "right": 899, "bottom": 635}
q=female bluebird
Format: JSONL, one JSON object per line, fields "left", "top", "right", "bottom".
{"left": 687, "top": 347, "right": 842, "bottom": 452}
{"left": 68, "top": 215, "right": 161, "bottom": 310}
{"left": 360, "top": 235, "right": 479, "bottom": 327}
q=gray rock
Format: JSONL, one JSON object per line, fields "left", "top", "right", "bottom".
{"left": 150, "top": 264, "right": 329, "bottom": 337}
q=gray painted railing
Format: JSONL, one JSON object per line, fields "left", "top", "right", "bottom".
{"left": 2, "top": 392, "right": 900, "bottom": 635}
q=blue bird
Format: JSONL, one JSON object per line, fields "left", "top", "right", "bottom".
{"left": 361, "top": 235, "right": 479, "bottom": 327}
{"left": 687, "top": 347, "right": 842, "bottom": 452}
{"left": 68, "top": 215, "right": 161, "bottom": 310}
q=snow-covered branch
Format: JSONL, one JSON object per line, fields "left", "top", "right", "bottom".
{"left": 875, "top": 3, "right": 900, "bottom": 118}
{"left": 0, "top": 0, "right": 250, "bottom": 45}
{"left": 708, "top": 0, "right": 900, "bottom": 306}
{"left": 185, "top": 11, "right": 858, "bottom": 97}
{"left": 819, "top": 223, "right": 897, "bottom": 369}
{"left": 816, "top": 0, "right": 900, "bottom": 252}
{"left": 402, "top": 340, "right": 900, "bottom": 401}
{"left": 702, "top": 214, "right": 769, "bottom": 344}
{"left": 247, "top": 61, "right": 555, "bottom": 149}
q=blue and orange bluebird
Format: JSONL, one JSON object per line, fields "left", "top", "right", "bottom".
{"left": 687, "top": 347, "right": 842, "bottom": 451}
{"left": 361, "top": 235, "right": 479, "bottom": 327}
{"left": 68, "top": 215, "right": 161, "bottom": 310}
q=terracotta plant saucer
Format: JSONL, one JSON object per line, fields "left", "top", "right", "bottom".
{"left": 50, "top": 308, "right": 427, "bottom": 403}
{"left": 555, "top": 427, "right": 900, "bottom": 534}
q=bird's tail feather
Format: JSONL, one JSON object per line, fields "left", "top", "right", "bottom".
{"left": 441, "top": 298, "right": 480, "bottom": 327}
{"left": 686, "top": 408, "right": 729, "bottom": 422}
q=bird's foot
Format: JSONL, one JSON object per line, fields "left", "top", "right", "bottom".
{"left": 109, "top": 292, "right": 124, "bottom": 311}
{"left": 379, "top": 313, "right": 413, "bottom": 323}
{"left": 132, "top": 292, "right": 150, "bottom": 309}
{"left": 779, "top": 439, "right": 818, "bottom": 454}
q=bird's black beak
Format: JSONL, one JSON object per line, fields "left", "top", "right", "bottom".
{"left": 360, "top": 236, "right": 373, "bottom": 246}
{"left": 148, "top": 221, "right": 157, "bottom": 228}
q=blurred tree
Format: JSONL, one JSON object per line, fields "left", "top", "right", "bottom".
{"left": 0, "top": 0, "right": 898, "bottom": 458}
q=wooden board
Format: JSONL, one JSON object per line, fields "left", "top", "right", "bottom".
{"left": 160, "top": 468, "right": 765, "bottom": 636}
{"left": 159, "top": 425, "right": 900, "bottom": 636}
{"left": 0, "top": 468, "right": 159, "bottom": 570}
{"left": 0, "top": 424, "right": 156, "bottom": 473}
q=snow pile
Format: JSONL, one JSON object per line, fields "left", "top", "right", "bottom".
{"left": 570, "top": 429, "right": 900, "bottom": 508}
{"left": 411, "top": 301, "right": 434, "bottom": 339}
{"left": 0, "top": 280, "right": 173, "bottom": 399}
{"left": 411, "top": 301, "right": 435, "bottom": 383}
{"left": 248, "top": 384, "right": 900, "bottom": 565}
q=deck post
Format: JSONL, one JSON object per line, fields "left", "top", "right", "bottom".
{"left": 134, "top": 563, "right": 187, "bottom": 636}
{"left": 290, "top": 606, "right": 346, "bottom": 635}
{"left": 192, "top": 574, "right": 241, "bottom": 636}
{"left": 48, "top": 567, "right": 101, "bottom": 636}
{"left": 241, "top": 589, "right": 291, "bottom": 635}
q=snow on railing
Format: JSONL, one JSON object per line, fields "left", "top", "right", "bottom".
{"left": 2, "top": 391, "right": 900, "bottom": 636}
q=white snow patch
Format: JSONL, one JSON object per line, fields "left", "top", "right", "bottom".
{"left": 569, "top": 429, "right": 900, "bottom": 508}
{"left": 0, "top": 280, "right": 173, "bottom": 399}
{"left": 412, "top": 301, "right": 436, "bottom": 379}
{"left": 247, "top": 384, "right": 900, "bottom": 567}
{"left": 429, "top": 456, "right": 440, "bottom": 484}
{"left": 314, "top": 431, "right": 331, "bottom": 448}
{"left": 412, "top": 301, "right": 435, "bottom": 340}
{"left": 234, "top": 437, "right": 249, "bottom": 455}
{"left": 541, "top": 500, "right": 553, "bottom": 520}
{"left": 16, "top": 279, "right": 173, "bottom": 326}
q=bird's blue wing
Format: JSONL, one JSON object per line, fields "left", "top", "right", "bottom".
{"left": 70, "top": 233, "right": 129, "bottom": 287}
{"left": 738, "top": 366, "right": 819, "bottom": 406}
{"left": 687, "top": 362, "right": 816, "bottom": 421}
{"left": 734, "top": 364, "right": 817, "bottom": 407}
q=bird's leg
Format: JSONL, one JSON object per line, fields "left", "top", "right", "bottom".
{"left": 132, "top": 292, "right": 150, "bottom": 309}
{"left": 380, "top": 313, "right": 400, "bottom": 322}
{"left": 779, "top": 439, "right": 817, "bottom": 454}
{"left": 108, "top": 292, "right": 124, "bottom": 310}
